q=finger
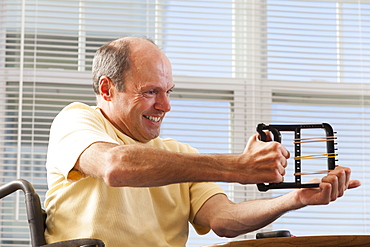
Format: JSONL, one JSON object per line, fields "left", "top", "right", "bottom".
{"left": 281, "top": 145, "right": 290, "bottom": 159}
{"left": 275, "top": 172, "right": 284, "bottom": 183}
{"left": 280, "top": 157, "right": 288, "bottom": 169}
{"left": 278, "top": 164, "right": 286, "bottom": 177}
{"left": 330, "top": 168, "right": 346, "bottom": 197}
{"left": 281, "top": 150, "right": 289, "bottom": 167}
{"left": 280, "top": 173, "right": 284, "bottom": 183}
{"left": 333, "top": 166, "right": 353, "bottom": 196}
{"left": 322, "top": 174, "right": 339, "bottom": 201}
{"left": 343, "top": 166, "right": 351, "bottom": 188}
{"left": 264, "top": 130, "right": 273, "bottom": 142}
{"left": 348, "top": 179, "right": 361, "bottom": 189}
{"left": 277, "top": 145, "right": 289, "bottom": 170}
{"left": 337, "top": 171, "right": 346, "bottom": 197}
{"left": 334, "top": 166, "right": 351, "bottom": 185}
{"left": 256, "top": 130, "right": 273, "bottom": 142}
{"left": 319, "top": 182, "right": 332, "bottom": 205}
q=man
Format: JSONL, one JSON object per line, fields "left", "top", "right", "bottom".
{"left": 44, "top": 37, "right": 360, "bottom": 246}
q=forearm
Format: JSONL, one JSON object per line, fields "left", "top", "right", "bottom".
{"left": 202, "top": 193, "right": 303, "bottom": 238}
{"left": 103, "top": 143, "right": 242, "bottom": 187}
{"left": 77, "top": 138, "right": 287, "bottom": 187}
{"left": 193, "top": 168, "right": 359, "bottom": 238}
{"left": 77, "top": 142, "right": 242, "bottom": 187}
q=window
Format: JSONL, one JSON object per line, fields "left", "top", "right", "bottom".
{"left": 271, "top": 91, "right": 370, "bottom": 235}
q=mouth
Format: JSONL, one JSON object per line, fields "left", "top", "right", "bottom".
{"left": 143, "top": 115, "right": 161, "bottom": 122}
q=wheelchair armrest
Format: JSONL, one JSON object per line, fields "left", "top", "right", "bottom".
{"left": 38, "top": 238, "right": 105, "bottom": 247}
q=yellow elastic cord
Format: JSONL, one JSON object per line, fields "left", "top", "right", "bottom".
{"left": 294, "top": 136, "right": 336, "bottom": 144}
{"left": 294, "top": 153, "right": 337, "bottom": 160}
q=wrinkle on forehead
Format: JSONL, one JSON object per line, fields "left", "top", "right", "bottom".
{"left": 130, "top": 44, "right": 172, "bottom": 82}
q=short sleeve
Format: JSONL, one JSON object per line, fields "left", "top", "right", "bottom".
{"left": 189, "top": 182, "right": 226, "bottom": 235}
{"left": 46, "top": 103, "right": 119, "bottom": 181}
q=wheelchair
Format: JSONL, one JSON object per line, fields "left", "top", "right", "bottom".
{"left": 0, "top": 179, "right": 105, "bottom": 247}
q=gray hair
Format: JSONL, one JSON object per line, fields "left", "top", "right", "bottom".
{"left": 92, "top": 37, "right": 156, "bottom": 94}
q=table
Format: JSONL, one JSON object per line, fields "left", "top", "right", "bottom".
{"left": 203, "top": 235, "right": 370, "bottom": 247}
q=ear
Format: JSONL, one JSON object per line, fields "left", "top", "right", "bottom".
{"left": 99, "top": 76, "right": 113, "bottom": 101}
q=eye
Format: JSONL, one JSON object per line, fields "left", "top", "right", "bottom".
{"left": 143, "top": 90, "right": 156, "bottom": 97}
{"left": 166, "top": 89, "right": 173, "bottom": 95}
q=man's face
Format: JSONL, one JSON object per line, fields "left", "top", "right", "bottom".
{"left": 108, "top": 48, "right": 174, "bottom": 143}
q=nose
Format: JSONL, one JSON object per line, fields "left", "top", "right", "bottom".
{"left": 154, "top": 93, "right": 171, "bottom": 113}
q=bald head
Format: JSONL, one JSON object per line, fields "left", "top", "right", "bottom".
{"left": 92, "top": 37, "right": 158, "bottom": 94}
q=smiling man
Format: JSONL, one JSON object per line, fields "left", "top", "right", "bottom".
{"left": 95, "top": 38, "right": 174, "bottom": 143}
{"left": 44, "top": 37, "right": 360, "bottom": 247}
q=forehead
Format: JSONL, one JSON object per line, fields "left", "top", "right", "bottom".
{"left": 126, "top": 78, "right": 174, "bottom": 93}
{"left": 126, "top": 44, "right": 174, "bottom": 90}
{"left": 124, "top": 64, "right": 174, "bottom": 92}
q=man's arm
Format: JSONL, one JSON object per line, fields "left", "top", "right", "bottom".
{"left": 75, "top": 133, "right": 290, "bottom": 187}
{"left": 193, "top": 166, "right": 361, "bottom": 238}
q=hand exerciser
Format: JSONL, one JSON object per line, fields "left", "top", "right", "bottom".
{"left": 256, "top": 123, "right": 337, "bottom": 192}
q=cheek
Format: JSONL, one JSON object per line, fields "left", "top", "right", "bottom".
{"left": 124, "top": 101, "right": 146, "bottom": 120}
{"left": 133, "top": 97, "right": 154, "bottom": 111}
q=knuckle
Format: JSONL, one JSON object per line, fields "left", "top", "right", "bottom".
{"left": 269, "top": 141, "right": 281, "bottom": 149}
{"left": 324, "top": 199, "right": 331, "bottom": 205}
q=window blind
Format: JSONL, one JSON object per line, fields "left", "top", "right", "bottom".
{"left": 0, "top": 0, "right": 369, "bottom": 246}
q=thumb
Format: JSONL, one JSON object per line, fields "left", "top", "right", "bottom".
{"left": 257, "top": 130, "right": 273, "bottom": 142}
{"left": 348, "top": 179, "right": 361, "bottom": 189}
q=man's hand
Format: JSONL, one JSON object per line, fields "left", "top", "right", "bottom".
{"left": 236, "top": 133, "right": 290, "bottom": 184}
{"left": 194, "top": 165, "right": 361, "bottom": 238}
{"left": 293, "top": 166, "right": 361, "bottom": 208}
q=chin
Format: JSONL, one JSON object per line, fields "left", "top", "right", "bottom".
{"left": 140, "top": 133, "right": 160, "bottom": 143}
{"left": 148, "top": 132, "right": 160, "bottom": 141}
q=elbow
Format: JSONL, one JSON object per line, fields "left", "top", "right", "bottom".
{"left": 103, "top": 164, "right": 137, "bottom": 188}
{"left": 210, "top": 220, "right": 244, "bottom": 239}
{"left": 103, "top": 166, "right": 122, "bottom": 187}
{"left": 102, "top": 148, "right": 131, "bottom": 187}
{"left": 212, "top": 225, "right": 240, "bottom": 238}
{"left": 99, "top": 144, "right": 154, "bottom": 187}
{"left": 210, "top": 215, "right": 256, "bottom": 238}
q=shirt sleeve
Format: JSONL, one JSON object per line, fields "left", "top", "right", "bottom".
{"left": 189, "top": 182, "right": 226, "bottom": 235}
{"left": 160, "top": 137, "right": 227, "bottom": 234}
{"left": 46, "top": 103, "right": 119, "bottom": 181}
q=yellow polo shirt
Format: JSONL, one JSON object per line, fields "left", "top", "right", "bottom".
{"left": 44, "top": 102, "right": 225, "bottom": 247}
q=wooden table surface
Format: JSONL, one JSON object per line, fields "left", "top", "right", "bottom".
{"left": 203, "top": 235, "right": 370, "bottom": 247}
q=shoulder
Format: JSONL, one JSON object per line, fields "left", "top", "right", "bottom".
{"left": 50, "top": 102, "right": 111, "bottom": 137}
{"left": 54, "top": 102, "right": 103, "bottom": 123}
{"left": 60, "top": 102, "right": 97, "bottom": 114}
